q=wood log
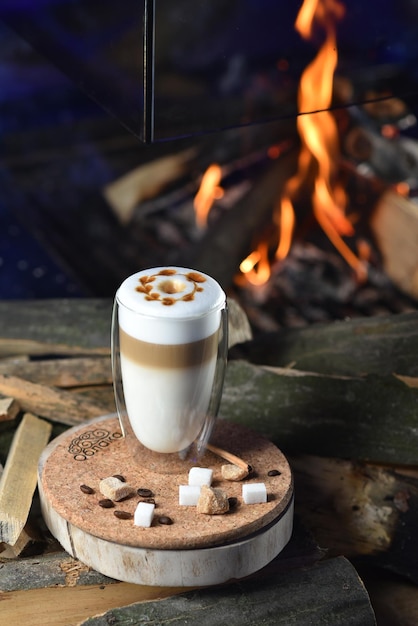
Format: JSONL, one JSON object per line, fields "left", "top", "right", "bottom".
{"left": 220, "top": 360, "right": 418, "bottom": 465}
{"left": 69, "top": 384, "right": 116, "bottom": 412}
{"left": 103, "top": 148, "right": 196, "bottom": 224}
{"left": 0, "top": 516, "right": 319, "bottom": 592}
{"left": 0, "top": 299, "right": 112, "bottom": 356}
{"left": 361, "top": 568, "right": 418, "bottom": 626}
{"left": 0, "top": 396, "right": 20, "bottom": 422}
{"left": 0, "top": 541, "right": 374, "bottom": 625}
{"left": 0, "top": 375, "right": 110, "bottom": 426}
{"left": 0, "top": 356, "right": 112, "bottom": 388}
{"left": 0, "top": 297, "right": 250, "bottom": 358}
{"left": 0, "top": 522, "right": 44, "bottom": 558}
{"left": 0, "top": 567, "right": 185, "bottom": 626}
{"left": 0, "top": 552, "right": 116, "bottom": 591}
{"left": 180, "top": 149, "right": 299, "bottom": 288}
{"left": 0, "top": 338, "right": 108, "bottom": 359}
{"left": 230, "top": 310, "right": 418, "bottom": 377}
{"left": 291, "top": 455, "right": 418, "bottom": 583}
{"left": 0, "top": 413, "right": 51, "bottom": 545}
{"left": 76, "top": 557, "right": 375, "bottom": 626}
{"left": 371, "top": 190, "right": 418, "bottom": 300}
{"left": 226, "top": 298, "right": 253, "bottom": 347}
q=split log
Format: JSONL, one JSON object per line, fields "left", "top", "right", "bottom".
{"left": 0, "top": 413, "right": 51, "bottom": 546}
{"left": 220, "top": 360, "right": 418, "bottom": 465}
{"left": 0, "top": 356, "right": 112, "bottom": 388}
{"left": 1, "top": 579, "right": 186, "bottom": 626}
{"left": 0, "top": 375, "right": 111, "bottom": 426}
{"left": 69, "top": 384, "right": 116, "bottom": 411}
{"left": 103, "top": 148, "right": 196, "bottom": 224}
{"left": 77, "top": 557, "right": 375, "bottom": 626}
{"left": 0, "top": 522, "right": 44, "bottom": 558}
{"left": 371, "top": 190, "right": 418, "bottom": 300}
{"left": 0, "top": 397, "right": 20, "bottom": 423}
{"left": 231, "top": 310, "right": 418, "bottom": 377}
{"left": 0, "top": 338, "right": 108, "bottom": 359}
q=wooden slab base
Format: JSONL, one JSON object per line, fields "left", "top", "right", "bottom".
{"left": 38, "top": 416, "right": 294, "bottom": 586}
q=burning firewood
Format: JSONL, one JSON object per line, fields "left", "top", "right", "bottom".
{"left": 103, "top": 149, "right": 195, "bottom": 224}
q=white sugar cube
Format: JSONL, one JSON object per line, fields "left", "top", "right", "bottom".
{"left": 134, "top": 501, "right": 155, "bottom": 527}
{"left": 179, "top": 485, "right": 201, "bottom": 506}
{"left": 242, "top": 483, "right": 267, "bottom": 504}
{"left": 188, "top": 467, "right": 213, "bottom": 487}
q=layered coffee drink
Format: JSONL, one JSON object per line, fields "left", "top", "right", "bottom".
{"left": 113, "top": 267, "right": 227, "bottom": 455}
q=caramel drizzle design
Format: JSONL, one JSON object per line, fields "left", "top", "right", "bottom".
{"left": 135, "top": 269, "right": 206, "bottom": 306}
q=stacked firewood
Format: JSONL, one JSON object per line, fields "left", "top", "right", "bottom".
{"left": 1, "top": 299, "right": 418, "bottom": 624}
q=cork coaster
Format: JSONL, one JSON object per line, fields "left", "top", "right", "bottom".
{"left": 40, "top": 416, "right": 292, "bottom": 550}
{"left": 39, "top": 416, "right": 294, "bottom": 585}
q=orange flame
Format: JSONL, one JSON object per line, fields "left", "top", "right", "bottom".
{"left": 238, "top": 241, "right": 271, "bottom": 286}
{"left": 240, "top": 0, "right": 367, "bottom": 287}
{"left": 194, "top": 164, "right": 224, "bottom": 228}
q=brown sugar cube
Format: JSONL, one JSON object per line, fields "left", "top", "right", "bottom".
{"left": 221, "top": 464, "right": 249, "bottom": 481}
{"left": 197, "top": 485, "right": 229, "bottom": 515}
{"left": 99, "top": 476, "right": 135, "bottom": 501}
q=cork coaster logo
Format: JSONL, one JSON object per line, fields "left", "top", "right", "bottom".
{"left": 68, "top": 428, "right": 123, "bottom": 461}
{"left": 135, "top": 268, "right": 206, "bottom": 306}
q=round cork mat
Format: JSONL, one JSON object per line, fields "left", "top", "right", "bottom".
{"left": 38, "top": 415, "right": 294, "bottom": 586}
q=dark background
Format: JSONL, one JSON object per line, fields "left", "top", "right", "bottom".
{"left": 1, "top": 1, "right": 418, "bottom": 299}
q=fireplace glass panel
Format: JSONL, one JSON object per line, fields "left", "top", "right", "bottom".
{"left": 0, "top": 0, "right": 417, "bottom": 142}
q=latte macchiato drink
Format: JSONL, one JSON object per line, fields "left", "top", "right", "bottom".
{"left": 113, "top": 267, "right": 227, "bottom": 455}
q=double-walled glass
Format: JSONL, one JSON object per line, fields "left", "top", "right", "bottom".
{"left": 111, "top": 267, "right": 228, "bottom": 472}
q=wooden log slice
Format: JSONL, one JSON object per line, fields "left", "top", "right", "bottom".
{"left": 38, "top": 416, "right": 294, "bottom": 586}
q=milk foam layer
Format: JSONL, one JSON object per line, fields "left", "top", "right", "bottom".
{"left": 117, "top": 267, "right": 226, "bottom": 344}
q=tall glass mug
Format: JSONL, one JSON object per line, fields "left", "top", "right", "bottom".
{"left": 111, "top": 267, "right": 228, "bottom": 472}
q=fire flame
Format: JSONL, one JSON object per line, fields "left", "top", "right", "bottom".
{"left": 238, "top": 242, "right": 271, "bottom": 286}
{"left": 194, "top": 164, "right": 224, "bottom": 228}
{"left": 240, "top": 0, "right": 367, "bottom": 287}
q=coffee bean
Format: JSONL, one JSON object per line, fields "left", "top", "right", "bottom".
{"left": 137, "top": 488, "right": 153, "bottom": 498}
{"left": 112, "top": 475, "right": 126, "bottom": 482}
{"left": 139, "top": 497, "right": 155, "bottom": 505}
{"left": 98, "top": 499, "right": 115, "bottom": 508}
{"left": 114, "top": 510, "right": 132, "bottom": 520}
{"left": 158, "top": 515, "right": 173, "bottom": 525}
{"left": 267, "top": 469, "right": 282, "bottom": 477}
{"left": 80, "top": 484, "right": 94, "bottom": 494}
